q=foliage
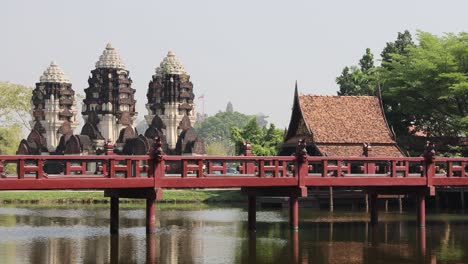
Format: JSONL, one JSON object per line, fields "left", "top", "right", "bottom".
{"left": 0, "top": 82, "right": 32, "bottom": 129}
{"left": 381, "top": 30, "right": 414, "bottom": 68}
{"left": 0, "top": 125, "right": 21, "bottom": 155}
{"left": 205, "top": 140, "right": 235, "bottom": 156}
{"left": 0, "top": 190, "right": 245, "bottom": 204}
{"left": 231, "top": 118, "right": 284, "bottom": 156}
{"left": 195, "top": 110, "right": 252, "bottom": 144}
{"left": 337, "top": 49, "right": 378, "bottom": 96}
{"left": 359, "top": 48, "right": 374, "bottom": 72}
{"left": 336, "top": 31, "right": 468, "bottom": 137}
{"left": 382, "top": 31, "right": 468, "bottom": 136}
{"left": 0, "top": 82, "right": 32, "bottom": 155}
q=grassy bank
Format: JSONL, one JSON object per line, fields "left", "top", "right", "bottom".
{"left": 0, "top": 190, "right": 246, "bottom": 205}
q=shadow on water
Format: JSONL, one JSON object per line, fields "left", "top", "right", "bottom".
{"left": 0, "top": 206, "right": 467, "bottom": 263}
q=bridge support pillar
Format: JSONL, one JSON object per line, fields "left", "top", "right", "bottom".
{"left": 290, "top": 196, "right": 299, "bottom": 230}
{"left": 146, "top": 198, "right": 156, "bottom": 234}
{"left": 417, "top": 193, "right": 426, "bottom": 228}
{"left": 370, "top": 193, "right": 378, "bottom": 225}
{"left": 248, "top": 195, "right": 256, "bottom": 230}
{"left": 110, "top": 197, "right": 119, "bottom": 234}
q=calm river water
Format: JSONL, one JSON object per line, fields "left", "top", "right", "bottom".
{"left": 0, "top": 204, "right": 467, "bottom": 263}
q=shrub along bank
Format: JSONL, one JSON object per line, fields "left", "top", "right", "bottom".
{"left": 0, "top": 190, "right": 246, "bottom": 205}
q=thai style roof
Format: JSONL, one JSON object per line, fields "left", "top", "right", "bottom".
{"left": 155, "top": 51, "right": 187, "bottom": 77}
{"left": 39, "top": 61, "right": 70, "bottom": 83}
{"left": 298, "top": 95, "right": 395, "bottom": 144}
{"left": 284, "top": 89, "right": 404, "bottom": 157}
{"left": 95, "top": 43, "right": 126, "bottom": 69}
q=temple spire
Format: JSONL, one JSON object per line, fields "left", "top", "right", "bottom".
{"left": 95, "top": 43, "right": 126, "bottom": 69}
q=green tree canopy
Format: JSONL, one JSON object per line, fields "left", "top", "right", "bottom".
{"left": 381, "top": 31, "right": 468, "bottom": 136}
{"left": 194, "top": 110, "right": 253, "bottom": 155}
{"left": 231, "top": 118, "right": 283, "bottom": 156}
{"left": 336, "top": 31, "right": 468, "bottom": 137}
{"left": 0, "top": 82, "right": 32, "bottom": 154}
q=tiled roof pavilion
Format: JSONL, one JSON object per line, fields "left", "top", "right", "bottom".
{"left": 281, "top": 87, "right": 404, "bottom": 157}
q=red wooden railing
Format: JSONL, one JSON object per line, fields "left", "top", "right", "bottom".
{"left": 0, "top": 154, "right": 466, "bottom": 190}
{"left": 0, "top": 141, "right": 466, "bottom": 190}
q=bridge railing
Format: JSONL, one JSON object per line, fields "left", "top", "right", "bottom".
{"left": 0, "top": 151, "right": 466, "bottom": 189}
{"left": 161, "top": 156, "right": 296, "bottom": 178}
{"left": 305, "top": 157, "right": 426, "bottom": 177}
{"left": 0, "top": 155, "right": 152, "bottom": 179}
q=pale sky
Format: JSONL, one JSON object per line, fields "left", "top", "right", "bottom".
{"left": 2, "top": 0, "right": 467, "bottom": 129}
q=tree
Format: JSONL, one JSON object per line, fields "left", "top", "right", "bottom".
{"left": 0, "top": 82, "right": 32, "bottom": 130}
{"left": 337, "top": 31, "right": 467, "bottom": 137}
{"left": 194, "top": 111, "right": 253, "bottom": 144}
{"left": 359, "top": 48, "right": 374, "bottom": 72}
{"left": 381, "top": 31, "right": 468, "bottom": 136}
{"left": 381, "top": 30, "right": 414, "bottom": 68}
{"left": 337, "top": 49, "right": 377, "bottom": 96}
{"left": 0, "top": 82, "right": 32, "bottom": 155}
{"left": 231, "top": 118, "right": 283, "bottom": 156}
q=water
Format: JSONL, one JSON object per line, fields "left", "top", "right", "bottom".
{"left": 0, "top": 205, "right": 467, "bottom": 264}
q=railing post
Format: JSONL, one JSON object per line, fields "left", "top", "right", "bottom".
{"left": 423, "top": 141, "right": 436, "bottom": 188}
{"left": 363, "top": 143, "right": 376, "bottom": 174}
{"left": 106, "top": 139, "right": 115, "bottom": 178}
{"left": 152, "top": 137, "right": 165, "bottom": 184}
{"left": 295, "top": 139, "right": 308, "bottom": 188}
{"left": 242, "top": 142, "right": 255, "bottom": 175}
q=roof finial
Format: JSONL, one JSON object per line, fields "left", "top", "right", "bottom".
{"left": 294, "top": 80, "right": 299, "bottom": 97}
{"left": 106, "top": 43, "right": 113, "bottom": 50}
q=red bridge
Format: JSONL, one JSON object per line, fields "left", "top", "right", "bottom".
{"left": 0, "top": 141, "right": 467, "bottom": 234}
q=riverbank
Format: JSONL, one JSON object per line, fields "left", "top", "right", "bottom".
{"left": 0, "top": 190, "right": 246, "bottom": 205}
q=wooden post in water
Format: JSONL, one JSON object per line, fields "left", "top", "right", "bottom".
{"left": 146, "top": 198, "right": 156, "bottom": 234}
{"left": 110, "top": 235, "right": 119, "bottom": 264}
{"left": 370, "top": 193, "right": 378, "bottom": 224}
{"left": 248, "top": 195, "right": 256, "bottom": 231}
{"left": 417, "top": 193, "right": 426, "bottom": 228}
{"left": 110, "top": 197, "right": 119, "bottom": 234}
{"left": 461, "top": 188, "right": 465, "bottom": 210}
{"left": 365, "top": 194, "right": 369, "bottom": 213}
{"left": 329, "top": 187, "right": 334, "bottom": 212}
{"left": 291, "top": 230, "right": 299, "bottom": 264}
{"left": 290, "top": 196, "right": 299, "bottom": 230}
{"left": 146, "top": 234, "right": 157, "bottom": 264}
{"left": 398, "top": 195, "right": 403, "bottom": 213}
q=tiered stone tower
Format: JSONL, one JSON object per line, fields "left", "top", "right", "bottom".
{"left": 146, "top": 51, "right": 196, "bottom": 150}
{"left": 81, "top": 43, "right": 137, "bottom": 146}
{"left": 30, "top": 61, "right": 78, "bottom": 152}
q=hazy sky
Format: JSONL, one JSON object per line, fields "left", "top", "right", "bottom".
{"left": 2, "top": 0, "right": 467, "bottom": 129}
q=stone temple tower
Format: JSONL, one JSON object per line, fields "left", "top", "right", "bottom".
{"left": 146, "top": 51, "right": 196, "bottom": 149}
{"left": 30, "top": 61, "right": 78, "bottom": 152}
{"left": 81, "top": 43, "right": 137, "bottom": 145}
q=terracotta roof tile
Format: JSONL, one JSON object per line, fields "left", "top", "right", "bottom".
{"left": 316, "top": 144, "right": 403, "bottom": 157}
{"left": 298, "top": 95, "right": 395, "bottom": 144}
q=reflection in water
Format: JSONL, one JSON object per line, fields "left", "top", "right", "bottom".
{"left": 0, "top": 206, "right": 468, "bottom": 263}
